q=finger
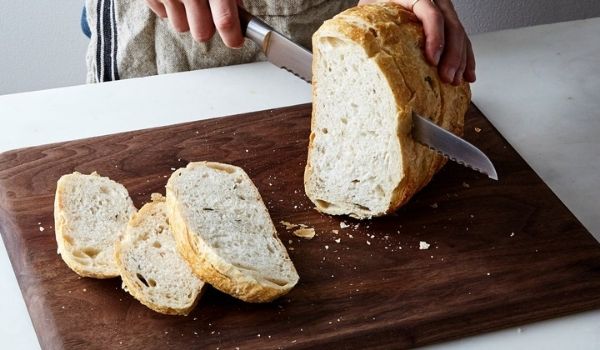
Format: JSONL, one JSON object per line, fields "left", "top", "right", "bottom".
{"left": 434, "top": 0, "right": 465, "bottom": 83}
{"left": 163, "top": 0, "right": 190, "bottom": 32}
{"left": 411, "top": 0, "right": 445, "bottom": 66}
{"left": 453, "top": 41, "right": 467, "bottom": 85}
{"left": 464, "top": 39, "right": 476, "bottom": 82}
{"left": 146, "top": 0, "right": 167, "bottom": 18}
{"left": 183, "top": 0, "right": 215, "bottom": 42}
{"left": 208, "top": 0, "right": 244, "bottom": 48}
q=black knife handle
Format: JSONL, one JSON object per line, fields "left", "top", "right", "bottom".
{"left": 238, "top": 6, "right": 254, "bottom": 37}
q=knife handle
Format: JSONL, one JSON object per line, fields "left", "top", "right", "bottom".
{"left": 238, "top": 6, "right": 254, "bottom": 36}
{"left": 238, "top": 5, "right": 272, "bottom": 51}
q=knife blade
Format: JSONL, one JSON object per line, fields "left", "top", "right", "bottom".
{"left": 412, "top": 113, "right": 498, "bottom": 180}
{"left": 239, "top": 7, "right": 312, "bottom": 83}
{"left": 238, "top": 7, "right": 497, "bottom": 180}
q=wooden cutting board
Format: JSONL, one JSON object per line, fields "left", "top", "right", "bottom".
{"left": 1, "top": 104, "right": 600, "bottom": 349}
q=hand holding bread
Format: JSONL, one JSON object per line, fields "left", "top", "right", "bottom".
{"left": 358, "top": 0, "right": 475, "bottom": 84}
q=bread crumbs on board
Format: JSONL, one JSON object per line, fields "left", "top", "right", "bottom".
{"left": 419, "top": 241, "right": 431, "bottom": 250}
{"left": 280, "top": 221, "right": 298, "bottom": 230}
{"left": 293, "top": 227, "right": 315, "bottom": 239}
{"left": 340, "top": 222, "right": 350, "bottom": 229}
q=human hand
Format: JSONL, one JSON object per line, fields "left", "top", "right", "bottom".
{"left": 145, "top": 0, "right": 245, "bottom": 48}
{"left": 358, "top": 0, "right": 475, "bottom": 84}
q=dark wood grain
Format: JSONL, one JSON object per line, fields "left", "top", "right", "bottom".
{"left": 1, "top": 104, "right": 599, "bottom": 350}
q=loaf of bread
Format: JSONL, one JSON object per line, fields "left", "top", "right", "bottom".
{"left": 54, "top": 172, "right": 136, "bottom": 278}
{"left": 115, "top": 194, "right": 204, "bottom": 315}
{"left": 304, "top": 3, "right": 471, "bottom": 219}
{"left": 166, "top": 162, "right": 299, "bottom": 303}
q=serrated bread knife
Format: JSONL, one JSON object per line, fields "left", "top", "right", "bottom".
{"left": 239, "top": 7, "right": 498, "bottom": 180}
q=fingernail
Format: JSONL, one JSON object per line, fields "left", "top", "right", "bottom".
{"left": 446, "top": 67, "right": 457, "bottom": 83}
{"left": 433, "top": 48, "right": 442, "bottom": 66}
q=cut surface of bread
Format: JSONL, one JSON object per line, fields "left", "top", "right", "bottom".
{"left": 54, "top": 172, "right": 136, "bottom": 278}
{"left": 304, "top": 3, "right": 471, "bottom": 219}
{"left": 115, "top": 194, "right": 204, "bottom": 315}
{"left": 166, "top": 162, "right": 299, "bottom": 303}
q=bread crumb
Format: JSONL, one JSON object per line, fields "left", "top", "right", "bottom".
{"left": 340, "top": 222, "right": 349, "bottom": 229}
{"left": 462, "top": 182, "right": 470, "bottom": 188}
{"left": 332, "top": 229, "right": 339, "bottom": 234}
{"left": 475, "top": 127, "right": 482, "bottom": 133}
{"left": 430, "top": 203, "right": 438, "bottom": 209}
{"left": 487, "top": 272, "right": 491, "bottom": 276}
{"left": 348, "top": 234, "right": 353, "bottom": 239}
{"left": 419, "top": 241, "right": 431, "bottom": 250}
{"left": 510, "top": 232, "right": 515, "bottom": 237}
{"left": 245, "top": 149, "right": 249, "bottom": 153}
{"left": 293, "top": 227, "right": 315, "bottom": 239}
{"left": 280, "top": 221, "right": 298, "bottom": 230}
{"left": 325, "top": 245, "right": 329, "bottom": 250}
{"left": 366, "top": 241, "right": 371, "bottom": 245}
{"left": 334, "top": 238, "right": 341, "bottom": 244}
{"left": 39, "top": 226, "right": 45, "bottom": 232}
{"left": 82, "top": 288, "right": 87, "bottom": 292}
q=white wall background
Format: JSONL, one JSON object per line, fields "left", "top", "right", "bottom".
{"left": 1, "top": 0, "right": 600, "bottom": 95}
{"left": 0, "top": 1, "right": 89, "bottom": 96}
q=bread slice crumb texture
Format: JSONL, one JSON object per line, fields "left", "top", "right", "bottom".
{"left": 115, "top": 194, "right": 204, "bottom": 315}
{"left": 307, "top": 30, "right": 402, "bottom": 218}
{"left": 54, "top": 172, "right": 136, "bottom": 278}
{"left": 166, "top": 162, "right": 299, "bottom": 302}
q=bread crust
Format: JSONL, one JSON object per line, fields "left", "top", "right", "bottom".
{"left": 54, "top": 172, "right": 134, "bottom": 278}
{"left": 305, "top": 3, "right": 471, "bottom": 219}
{"left": 166, "top": 162, "right": 299, "bottom": 303}
{"left": 114, "top": 195, "right": 204, "bottom": 316}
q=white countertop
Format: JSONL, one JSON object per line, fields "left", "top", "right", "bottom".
{"left": 1, "top": 17, "right": 600, "bottom": 349}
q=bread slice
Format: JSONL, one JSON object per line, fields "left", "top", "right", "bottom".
{"left": 54, "top": 172, "right": 136, "bottom": 278}
{"left": 115, "top": 194, "right": 204, "bottom": 315}
{"left": 166, "top": 162, "right": 299, "bottom": 303}
{"left": 304, "top": 3, "right": 471, "bottom": 219}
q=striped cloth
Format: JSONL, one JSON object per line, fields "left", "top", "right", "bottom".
{"left": 84, "top": 0, "right": 357, "bottom": 83}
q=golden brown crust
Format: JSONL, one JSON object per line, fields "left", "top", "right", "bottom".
{"left": 166, "top": 162, "right": 299, "bottom": 303}
{"left": 306, "top": 3, "right": 471, "bottom": 217}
